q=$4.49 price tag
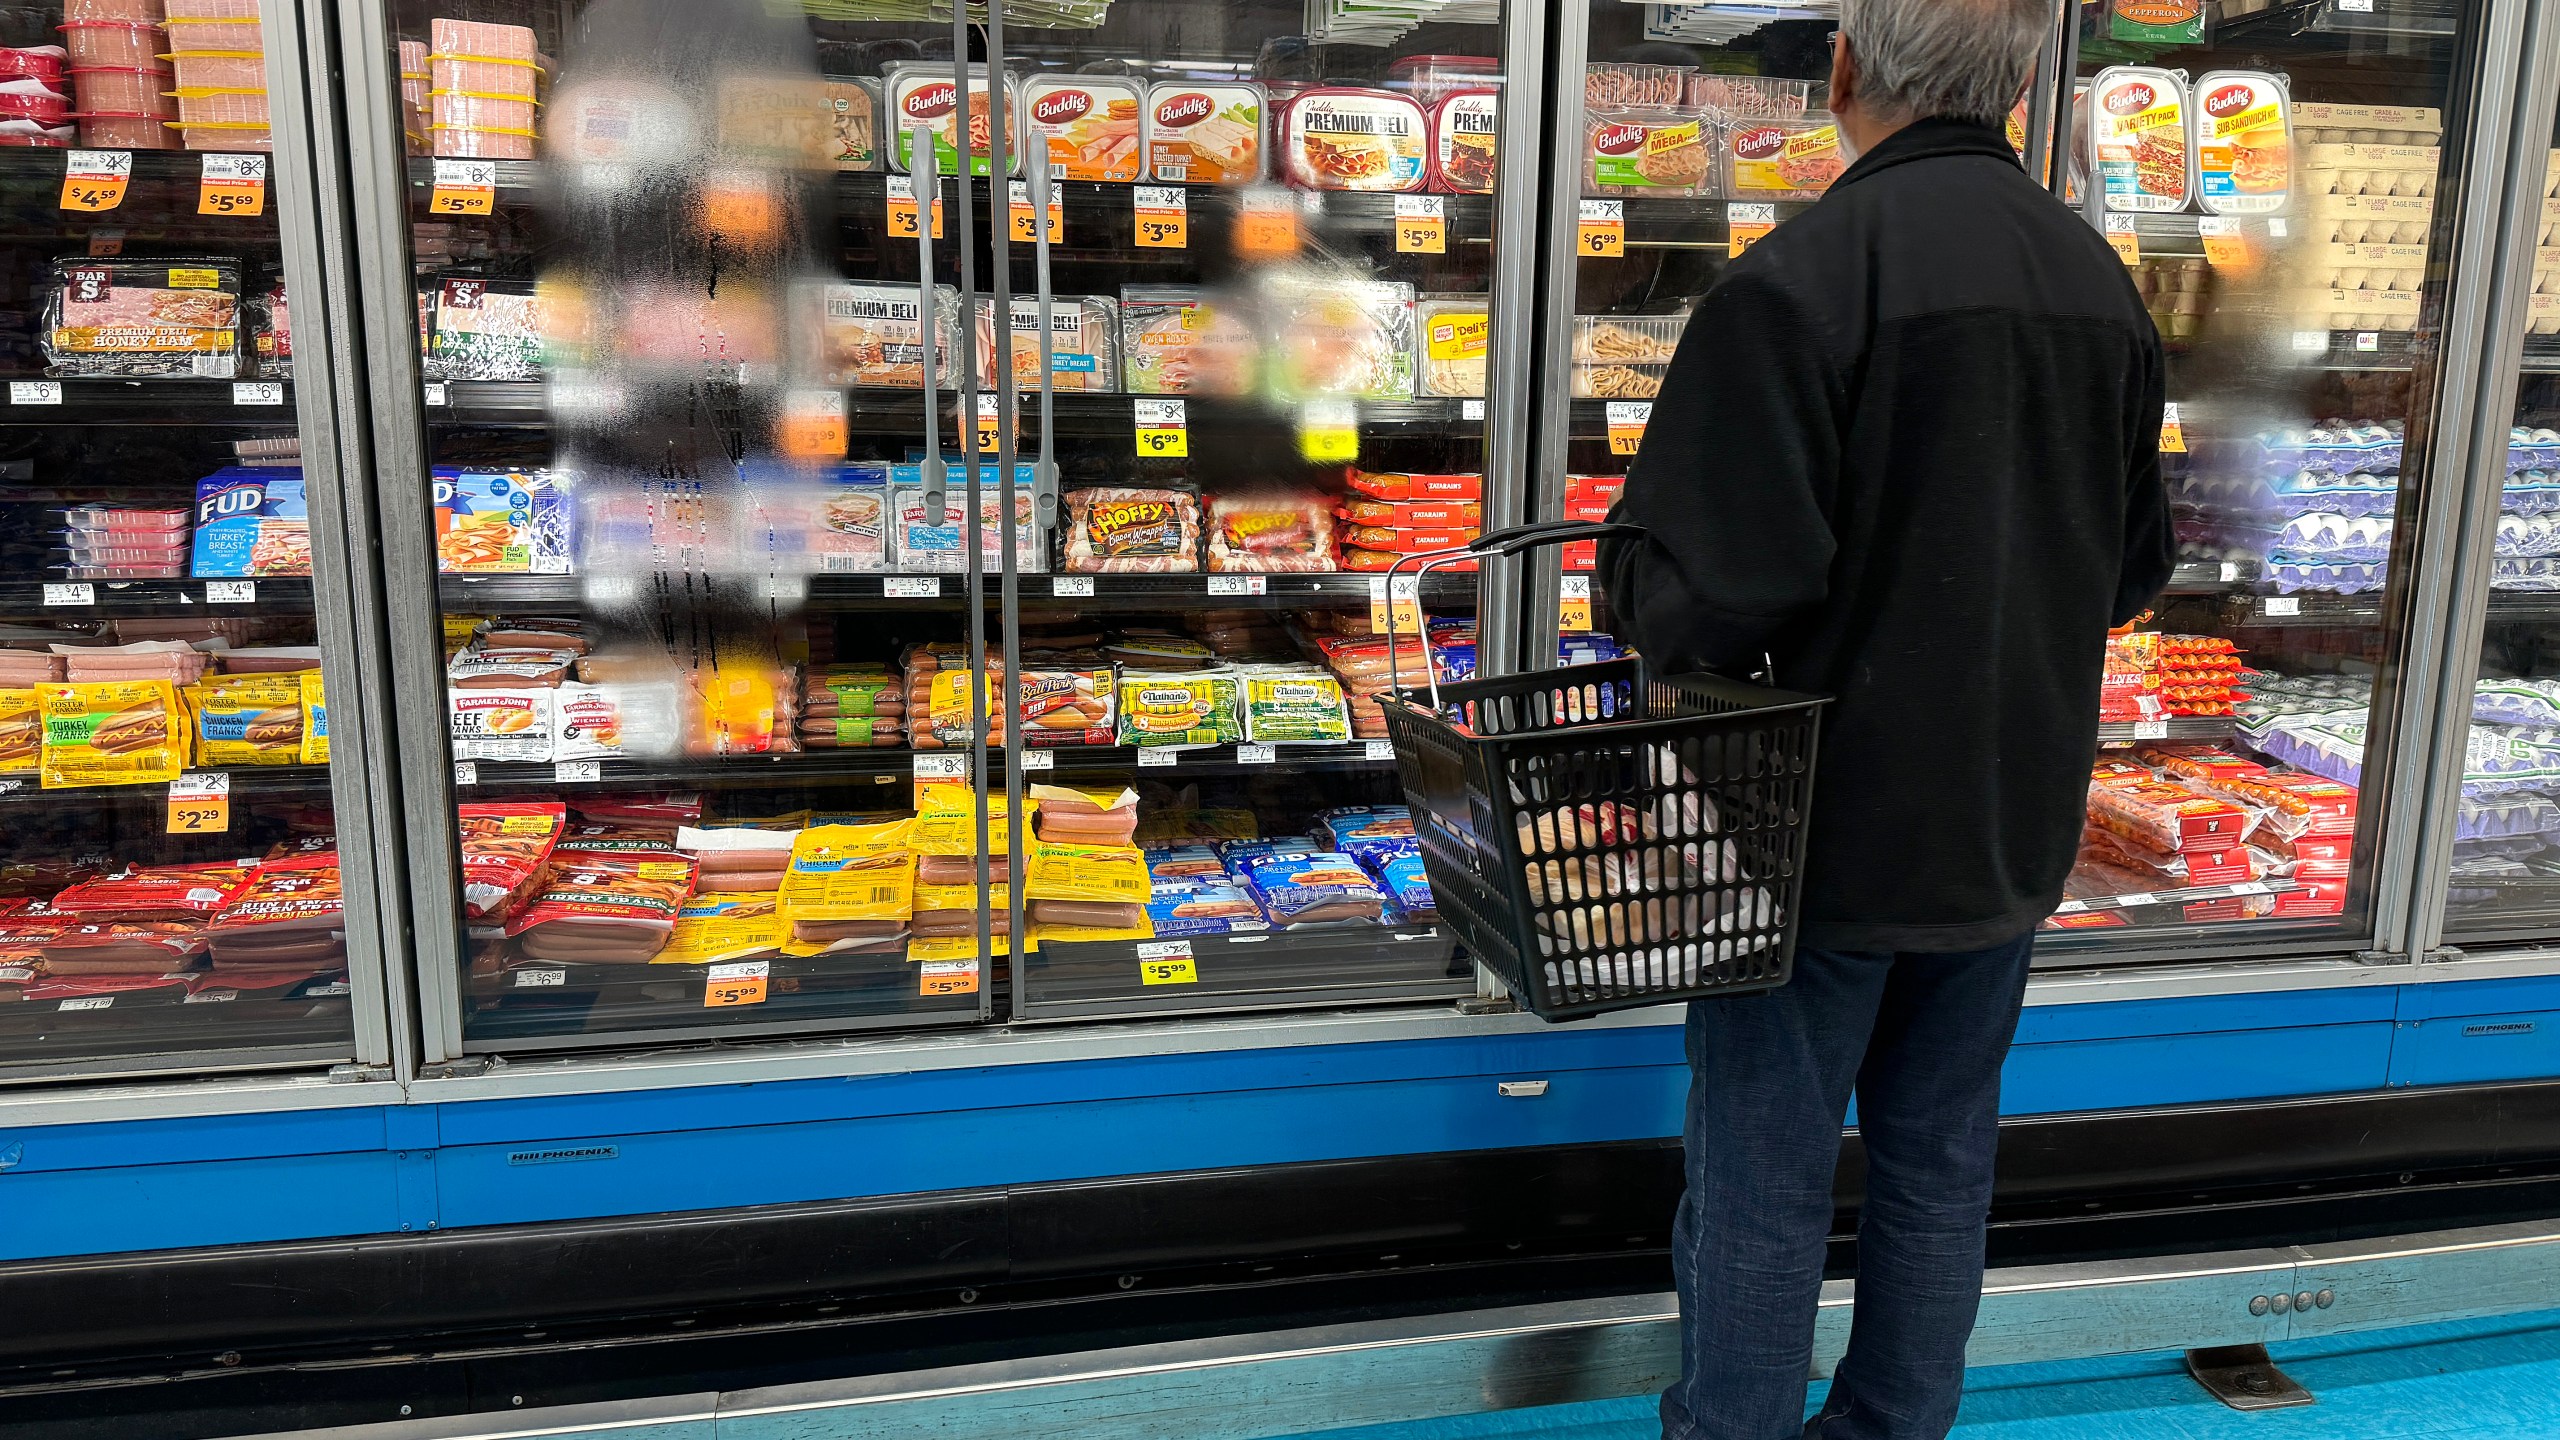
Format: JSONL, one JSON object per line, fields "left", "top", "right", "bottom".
{"left": 429, "top": 158, "right": 497, "bottom": 216}
{"left": 1134, "top": 397, "right": 1187, "bottom": 458}
{"left": 1137, "top": 939, "right": 1198, "bottom": 986}
{"left": 60, "top": 150, "right": 132, "bottom": 213}
{"left": 1577, "top": 199, "right": 1625, "bottom": 258}
{"left": 198, "top": 154, "right": 267, "bottom": 217}
{"left": 704, "top": 960, "right": 769, "bottom": 1007}
{"left": 1007, "top": 179, "right": 1064, "bottom": 244}
{"left": 1726, "top": 202, "right": 1775, "bottom": 258}
{"left": 1394, "top": 194, "right": 1445, "bottom": 254}
{"left": 1559, "top": 575, "right": 1593, "bottom": 633}
{"left": 1133, "top": 184, "right": 1188, "bottom": 249}
{"left": 1605, "top": 400, "right": 1652, "bottom": 457}
{"left": 1369, "top": 574, "right": 1423, "bottom": 636}
{"left": 167, "top": 771, "right": 231, "bottom": 835}
{"left": 886, "top": 174, "right": 944, "bottom": 239}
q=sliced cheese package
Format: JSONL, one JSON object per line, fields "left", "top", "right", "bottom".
{"left": 40, "top": 680, "right": 188, "bottom": 788}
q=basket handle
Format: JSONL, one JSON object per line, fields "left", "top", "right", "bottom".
{"left": 1384, "top": 520, "right": 1647, "bottom": 714}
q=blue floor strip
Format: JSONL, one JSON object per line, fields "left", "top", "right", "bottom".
{"left": 1274, "top": 1308, "right": 2560, "bottom": 1440}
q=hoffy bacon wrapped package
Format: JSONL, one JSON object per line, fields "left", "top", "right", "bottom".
{"left": 1207, "top": 491, "right": 1337, "bottom": 572}
{"left": 503, "top": 853, "right": 698, "bottom": 965}
{"left": 1064, "top": 487, "right": 1202, "bottom": 573}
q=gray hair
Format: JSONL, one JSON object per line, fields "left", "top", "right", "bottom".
{"left": 1839, "top": 0, "right": 2050, "bottom": 126}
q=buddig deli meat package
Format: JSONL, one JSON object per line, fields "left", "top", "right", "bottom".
{"left": 1144, "top": 81, "right": 1264, "bottom": 184}
{"left": 2090, "top": 66, "right": 2193, "bottom": 213}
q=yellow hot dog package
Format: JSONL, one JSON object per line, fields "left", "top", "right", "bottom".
{"left": 1025, "top": 837, "right": 1151, "bottom": 904}
{"left": 300, "top": 669, "right": 329, "bottom": 765}
{"left": 41, "top": 680, "right": 188, "bottom": 788}
{"left": 908, "top": 780, "right": 1019, "bottom": 854}
{"left": 0, "top": 688, "right": 39, "bottom": 775}
{"left": 778, "top": 818, "right": 916, "bottom": 921}
{"left": 657, "top": 892, "right": 789, "bottom": 966}
{"left": 188, "top": 672, "right": 307, "bottom": 766}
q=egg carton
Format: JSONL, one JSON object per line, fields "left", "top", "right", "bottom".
{"left": 2314, "top": 242, "right": 2427, "bottom": 292}
{"left": 2294, "top": 287, "right": 2422, "bottom": 332}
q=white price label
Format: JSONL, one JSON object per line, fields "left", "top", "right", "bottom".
{"left": 205, "top": 580, "right": 255, "bottom": 604}
{"left": 10, "top": 381, "right": 60, "bottom": 405}
{"left": 2219, "top": 562, "right": 2240, "bottom": 583}
{"left": 184, "top": 989, "right": 238, "bottom": 1004}
{"left": 433, "top": 157, "right": 497, "bottom": 189}
{"left": 1578, "top": 199, "right": 1624, "bottom": 223}
{"left": 58, "top": 995, "right": 113, "bottom": 1012}
{"left": 1462, "top": 399, "right": 1486, "bottom": 422}
{"left": 1020, "top": 748, "right": 1056, "bottom": 771}
{"left": 2116, "top": 892, "right": 2155, "bottom": 907}
{"left": 1395, "top": 193, "right": 1445, "bottom": 219}
{"left": 885, "top": 576, "right": 943, "bottom": 599}
{"left": 202, "top": 153, "right": 265, "bottom": 183}
{"left": 554, "top": 760, "right": 602, "bottom": 783}
{"left": 1364, "top": 739, "right": 1397, "bottom": 762}
{"left": 2293, "top": 330, "right": 2330, "bottom": 353}
{"left": 2340, "top": 0, "right": 2373, "bottom": 11}
{"left": 1051, "top": 576, "right": 1096, "bottom": 598}
{"left": 42, "top": 582, "right": 93, "bottom": 607}
{"left": 2053, "top": 899, "right": 2087, "bottom": 915}
{"left": 707, "top": 960, "right": 769, "bottom": 984}
{"left": 1236, "top": 743, "right": 1276, "bottom": 765}
{"left": 2230, "top": 881, "right": 2272, "bottom": 897}
{"left": 452, "top": 760, "right": 478, "bottom": 786}
{"left": 2264, "top": 596, "right": 2303, "bottom": 617}
{"left": 1137, "top": 748, "right": 1179, "bottom": 767}
{"left": 914, "top": 753, "right": 968, "bottom": 780}
{"left": 1133, "top": 398, "right": 1186, "bottom": 427}
{"left": 0, "top": 780, "right": 23, "bottom": 796}
{"left": 1136, "top": 939, "right": 1194, "bottom": 963}
{"left": 2133, "top": 719, "right": 2169, "bottom": 740}
{"left": 424, "top": 382, "right": 449, "bottom": 407}
{"left": 1208, "top": 575, "right": 1267, "bottom": 597}
{"left": 233, "top": 381, "right": 285, "bottom": 406}
{"left": 2267, "top": 218, "right": 2289, "bottom": 238}
{"left": 170, "top": 771, "right": 230, "bottom": 799}
{"left": 2356, "top": 332, "right": 2381, "bottom": 353}
{"left": 513, "top": 968, "right": 567, "bottom": 988}
{"left": 1134, "top": 184, "right": 1187, "bottom": 212}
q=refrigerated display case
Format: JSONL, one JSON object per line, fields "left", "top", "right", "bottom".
{"left": 0, "top": 0, "right": 402, "bottom": 1082}
{"left": 336, "top": 0, "right": 1548, "bottom": 1057}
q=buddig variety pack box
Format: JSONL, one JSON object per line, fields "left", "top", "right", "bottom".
{"left": 191, "top": 467, "right": 313, "bottom": 578}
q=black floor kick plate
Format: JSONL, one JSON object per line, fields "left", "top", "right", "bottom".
{"left": 2185, "top": 1344, "right": 2314, "bottom": 1411}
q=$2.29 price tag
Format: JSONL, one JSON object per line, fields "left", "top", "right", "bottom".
{"left": 197, "top": 154, "right": 266, "bottom": 217}
{"left": 167, "top": 772, "right": 231, "bottom": 835}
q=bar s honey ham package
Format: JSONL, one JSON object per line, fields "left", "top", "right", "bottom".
{"left": 40, "top": 679, "right": 188, "bottom": 788}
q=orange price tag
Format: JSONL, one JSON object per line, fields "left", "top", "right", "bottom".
{"left": 166, "top": 771, "right": 230, "bottom": 835}
{"left": 2105, "top": 215, "right": 2139, "bottom": 266}
{"left": 886, "top": 174, "right": 943, "bottom": 240}
{"left": 1134, "top": 185, "right": 1188, "bottom": 249}
{"left": 2159, "top": 402, "right": 2187, "bottom": 455}
{"left": 920, "top": 958, "right": 980, "bottom": 996}
{"left": 1726, "top": 202, "right": 1775, "bottom": 258}
{"left": 1559, "top": 576, "right": 1593, "bottom": 633}
{"left": 968, "top": 392, "right": 1006, "bottom": 454}
{"left": 1577, "top": 199, "right": 1625, "bottom": 258}
{"left": 87, "top": 229, "right": 123, "bottom": 256}
{"left": 780, "top": 388, "right": 848, "bottom": 459}
{"left": 1605, "top": 400, "right": 1651, "bottom": 457}
{"left": 1394, "top": 194, "right": 1445, "bottom": 254}
{"left": 2198, "top": 217, "right": 2250, "bottom": 269}
{"left": 1007, "top": 179, "right": 1063, "bottom": 244}
{"left": 428, "top": 158, "right": 496, "bottom": 216}
{"left": 703, "top": 960, "right": 769, "bottom": 1007}
{"left": 197, "top": 153, "right": 267, "bottom": 217}
{"left": 1236, "top": 187, "right": 1300, "bottom": 257}
{"left": 60, "top": 150, "right": 131, "bottom": 213}
{"left": 1369, "top": 575, "right": 1423, "bottom": 636}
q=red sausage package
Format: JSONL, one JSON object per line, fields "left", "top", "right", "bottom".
{"left": 50, "top": 862, "right": 255, "bottom": 921}
{"left": 502, "top": 853, "right": 697, "bottom": 964}
{"left": 458, "top": 800, "right": 566, "bottom": 922}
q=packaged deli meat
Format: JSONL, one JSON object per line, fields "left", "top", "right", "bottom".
{"left": 1586, "top": 109, "right": 1716, "bottom": 197}
{"left": 887, "top": 63, "right": 1017, "bottom": 177}
{"left": 1585, "top": 62, "right": 1692, "bottom": 109}
{"left": 1386, "top": 54, "right": 1501, "bottom": 108}
{"left": 1119, "top": 286, "right": 1259, "bottom": 395}
{"left": 2090, "top": 66, "right": 2192, "bottom": 213}
{"left": 796, "top": 281, "right": 958, "bottom": 390}
{"left": 1277, "top": 87, "right": 1429, "bottom": 192}
{"left": 1240, "top": 851, "right": 1386, "bottom": 926}
{"left": 1064, "top": 486, "right": 1202, "bottom": 572}
{"left": 2192, "top": 70, "right": 2290, "bottom": 216}
{"left": 1722, "top": 116, "right": 1847, "bottom": 201}
{"left": 1416, "top": 294, "right": 1489, "bottom": 398}
{"left": 1266, "top": 274, "right": 1415, "bottom": 401}
{"left": 974, "top": 294, "right": 1118, "bottom": 392}
{"left": 1431, "top": 91, "right": 1496, "bottom": 194}
{"left": 191, "top": 468, "right": 311, "bottom": 578}
{"left": 1021, "top": 74, "right": 1143, "bottom": 182}
{"left": 888, "top": 471, "right": 1044, "bottom": 573}
{"left": 424, "top": 276, "right": 541, "bottom": 381}
{"left": 1207, "top": 490, "right": 1338, "bottom": 572}
{"left": 1144, "top": 80, "right": 1264, "bottom": 184}
{"left": 822, "top": 76, "right": 881, "bottom": 171}
{"left": 43, "top": 257, "right": 241, "bottom": 378}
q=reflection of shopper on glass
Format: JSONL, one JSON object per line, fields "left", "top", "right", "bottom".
{"left": 1598, "top": 2, "right": 2173, "bottom": 1437}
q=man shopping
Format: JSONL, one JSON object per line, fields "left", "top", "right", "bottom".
{"left": 1597, "top": 2, "right": 2174, "bottom": 1437}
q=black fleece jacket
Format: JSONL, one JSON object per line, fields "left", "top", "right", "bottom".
{"left": 1599, "top": 118, "right": 2174, "bottom": 954}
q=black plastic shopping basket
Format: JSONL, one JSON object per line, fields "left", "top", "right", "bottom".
{"left": 1376, "top": 521, "right": 1828, "bottom": 1021}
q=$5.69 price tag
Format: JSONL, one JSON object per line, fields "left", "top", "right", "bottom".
{"left": 1605, "top": 400, "right": 1652, "bottom": 457}
{"left": 1134, "top": 398, "right": 1187, "bottom": 457}
{"left": 198, "top": 154, "right": 266, "bottom": 217}
{"left": 429, "top": 158, "right": 497, "bottom": 216}
{"left": 1577, "top": 199, "right": 1625, "bottom": 258}
{"left": 60, "top": 150, "right": 131, "bottom": 213}
{"left": 886, "top": 174, "right": 944, "bottom": 239}
{"left": 1133, "top": 185, "right": 1188, "bottom": 249}
{"left": 1394, "top": 194, "right": 1445, "bottom": 254}
{"left": 167, "top": 772, "right": 231, "bottom": 835}
{"left": 1007, "top": 179, "right": 1064, "bottom": 244}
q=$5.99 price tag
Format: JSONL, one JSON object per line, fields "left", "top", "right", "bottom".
{"left": 1369, "top": 574, "right": 1423, "bottom": 636}
{"left": 703, "top": 960, "right": 769, "bottom": 1008}
{"left": 429, "top": 158, "right": 497, "bottom": 215}
{"left": 886, "top": 174, "right": 943, "bottom": 239}
{"left": 1134, "top": 397, "right": 1187, "bottom": 457}
{"left": 198, "top": 154, "right": 266, "bottom": 217}
{"left": 1605, "top": 400, "right": 1652, "bottom": 457}
{"left": 60, "top": 150, "right": 132, "bottom": 213}
{"left": 1007, "top": 179, "right": 1064, "bottom": 244}
{"left": 167, "top": 771, "right": 231, "bottom": 835}
{"left": 920, "top": 958, "right": 979, "bottom": 996}
{"left": 2105, "top": 214, "right": 2139, "bottom": 266}
{"left": 1394, "top": 194, "right": 1445, "bottom": 254}
{"left": 1137, "top": 939, "right": 1197, "bottom": 986}
{"left": 1133, "top": 185, "right": 1188, "bottom": 248}
{"left": 1577, "top": 199, "right": 1625, "bottom": 258}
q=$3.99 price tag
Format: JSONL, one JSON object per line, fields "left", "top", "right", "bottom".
{"left": 780, "top": 387, "right": 848, "bottom": 459}
{"left": 1133, "top": 185, "right": 1188, "bottom": 248}
{"left": 1369, "top": 575, "right": 1423, "bottom": 635}
{"left": 1007, "top": 179, "right": 1063, "bottom": 244}
{"left": 1605, "top": 400, "right": 1652, "bottom": 457}
{"left": 703, "top": 960, "right": 769, "bottom": 1008}
{"left": 167, "top": 772, "right": 231, "bottom": 835}
{"left": 919, "top": 958, "right": 979, "bottom": 996}
{"left": 1559, "top": 575, "right": 1593, "bottom": 633}
{"left": 198, "top": 154, "right": 266, "bottom": 216}
{"left": 1134, "top": 398, "right": 1187, "bottom": 457}
{"left": 1726, "top": 202, "right": 1775, "bottom": 258}
{"left": 429, "top": 158, "right": 497, "bottom": 215}
{"left": 1394, "top": 194, "right": 1445, "bottom": 254}
{"left": 1577, "top": 199, "right": 1625, "bottom": 258}
{"left": 60, "top": 150, "right": 132, "bottom": 213}
{"left": 969, "top": 392, "right": 1005, "bottom": 453}
{"left": 886, "top": 174, "right": 943, "bottom": 239}
{"left": 1137, "top": 939, "right": 1197, "bottom": 986}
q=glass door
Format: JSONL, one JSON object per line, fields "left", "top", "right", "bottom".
{"left": 0, "top": 0, "right": 388, "bottom": 1081}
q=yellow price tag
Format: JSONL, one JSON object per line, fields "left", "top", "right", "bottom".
{"left": 1559, "top": 575, "right": 1593, "bottom": 634}
{"left": 886, "top": 175, "right": 943, "bottom": 240}
{"left": 1577, "top": 199, "right": 1625, "bottom": 258}
{"left": 1134, "top": 185, "right": 1188, "bottom": 249}
{"left": 1008, "top": 180, "right": 1063, "bottom": 244}
{"left": 2105, "top": 216, "right": 2139, "bottom": 266}
{"left": 61, "top": 150, "right": 131, "bottom": 213}
{"left": 1134, "top": 398, "right": 1187, "bottom": 458}
{"left": 1237, "top": 188, "right": 1300, "bottom": 257}
{"left": 1370, "top": 575, "right": 1424, "bottom": 636}
{"left": 2198, "top": 218, "right": 2250, "bottom": 270}
{"left": 1726, "top": 202, "right": 1775, "bottom": 259}
{"left": 920, "top": 958, "right": 980, "bottom": 996}
{"left": 1299, "top": 400, "right": 1359, "bottom": 463}
{"left": 1394, "top": 195, "right": 1445, "bottom": 255}
{"left": 703, "top": 961, "right": 769, "bottom": 1007}
{"left": 166, "top": 772, "right": 230, "bottom": 835}
{"left": 780, "top": 388, "right": 849, "bottom": 460}
{"left": 1605, "top": 400, "right": 1652, "bottom": 458}
{"left": 197, "top": 154, "right": 267, "bottom": 217}
{"left": 2159, "top": 402, "right": 2186, "bottom": 455}
{"left": 1139, "top": 944, "right": 1198, "bottom": 986}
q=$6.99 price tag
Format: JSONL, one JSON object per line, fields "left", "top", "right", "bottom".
{"left": 1134, "top": 398, "right": 1187, "bottom": 457}
{"left": 1577, "top": 199, "right": 1625, "bottom": 258}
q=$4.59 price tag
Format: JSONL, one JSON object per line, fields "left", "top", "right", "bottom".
{"left": 1577, "top": 199, "right": 1625, "bottom": 258}
{"left": 704, "top": 960, "right": 769, "bottom": 1007}
{"left": 1134, "top": 398, "right": 1187, "bottom": 457}
{"left": 1559, "top": 575, "right": 1593, "bottom": 633}
{"left": 1394, "top": 194, "right": 1445, "bottom": 254}
{"left": 1007, "top": 179, "right": 1064, "bottom": 244}
{"left": 1605, "top": 400, "right": 1652, "bottom": 457}
{"left": 60, "top": 150, "right": 132, "bottom": 213}
{"left": 167, "top": 771, "right": 231, "bottom": 835}
{"left": 429, "top": 158, "right": 497, "bottom": 216}
{"left": 886, "top": 174, "right": 944, "bottom": 239}
{"left": 1369, "top": 574, "right": 1423, "bottom": 636}
{"left": 1133, "top": 185, "right": 1188, "bottom": 249}
{"left": 198, "top": 154, "right": 267, "bottom": 217}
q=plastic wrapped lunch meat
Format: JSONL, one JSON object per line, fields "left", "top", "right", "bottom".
{"left": 799, "top": 280, "right": 958, "bottom": 389}
{"left": 423, "top": 275, "right": 541, "bottom": 381}
{"left": 1064, "top": 486, "right": 1202, "bottom": 572}
{"left": 1415, "top": 295, "right": 1488, "bottom": 398}
{"left": 975, "top": 295, "right": 1118, "bottom": 392}
{"left": 1722, "top": 116, "right": 1847, "bottom": 201}
{"left": 822, "top": 76, "right": 881, "bottom": 171}
{"left": 1265, "top": 273, "right": 1415, "bottom": 401}
{"left": 1120, "top": 286, "right": 1259, "bottom": 395}
{"left": 1431, "top": 92, "right": 1497, "bottom": 194}
{"left": 44, "top": 257, "right": 241, "bottom": 378}
{"left": 1586, "top": 109, "right": 1717, "bottom": 197}
{"left": 1277, "top": 87, "right": 1429, "bottom": 192}
{"left": 1144, "top": 80, "right": 1265, "bottom": 184}
{"left": 1021, "top": 73, "right": 1143, "bottom": 182}
{"left": 1206, "top": 490, "right": 1337, "bottom": 573}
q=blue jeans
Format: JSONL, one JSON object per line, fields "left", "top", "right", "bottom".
{"left": 1660, "top": 936, "right": 2035, "bottom": 1440}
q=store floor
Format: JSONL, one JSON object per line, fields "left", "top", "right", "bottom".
{"left": 1272, "top": 1308, "right": 2560, "bottom": 1440}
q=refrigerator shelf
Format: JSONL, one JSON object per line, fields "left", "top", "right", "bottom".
{"left": 0, "top": 765, "right": 332, "bottom": 803}
{"left": 2095, "top": 717, "right": 2239, "bottom": 745}
{"left": 0, "top": 577, "right": 314, "bottom": 618}
{"left": 2053, "top": 878, "right": 2304, "bottom": 917}
{"left": 457, "top": 741, "right": 1400, "bottom": 792}
{"left": 1016, "top": 921, "right": 1470, "bottom": 1024}
{"left": 0, "top": 378, "right": 296, "bottom": 425}
{"left": 439, "top": 571, "right": 1475, "bottom": 611}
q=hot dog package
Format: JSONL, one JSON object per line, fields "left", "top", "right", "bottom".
{"left": 299, "top": 670, "right": 329, "bottom": 765}
{"left": 1064, "top": 487, "right": 1202, "bottom": 573}
{"left": 52, "top": 862, "right": 256, "bottom": 921}
{"left": 778, "top": 819, "right": 916, "bottom": 932}
{"left": 0, "top": 688, "right": 40, "bottom": 775}
{"left": 910, "top": 782, "right": 1021, "bottom": 855}
{"left": 40, "top": 679, "right": 188, "bottom": 787}
{"left": 188, "top": 672, "right": 306, "bottom": 766}
{"left": 1240, "top": 851, "right": 1387, "bottom": 926}
{"left": 1146, "top": 877, "right": 1268, "bottom": 937}
{"left": 1019, "top": 666, "right": 1116, "bottom": 748}
{"left": 207, "top": 860, "right": 346, "bottom": 968}
{"left": 1239, "top": 667, "right": 1351, "bottom": 743}
{"left": 1207, "top": 491, "right": 1337, "bottom": 573}
{"left": 656, "top": 891, "right": 788, "bottom": 967}
{"left": 1118, "top": 670, "right": 1245, "bottom": 747}
{"left": 504, "top": 854, "right": 697, "bottom": 964}
{"left": 457, "top": 801, "right": 565, "bottom": 923}
{"left": 1025, "top": 837, "right": 1150, "bottom": 907}
{"left": 1032, "top": 783, "right": 1140, "bottom": 845}
{"left": 678, "top": 826, "right": 795, "bottom": 894}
